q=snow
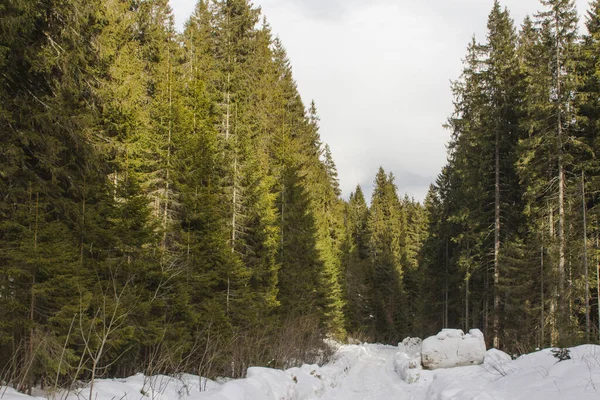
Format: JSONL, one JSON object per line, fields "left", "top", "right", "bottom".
{"left": 394, "top": 352, "right": 422, "bottom": 383}
{"left": 2, "top": 342, "right": 600, "bottom": 400}
{"left": 395, "top": 337, "right": 423, "bottom": 383}
{"left": 425, "top": 345, "right": 600, "bottom": 400}
{"left": 482, "top": 348, "right": 518, "bottom": 376}
{"left": 308, "top": 344, "right": 430, "bottom": 399}
{"left": 397, "top": 336, "right": 422, "bottom": 357}
{"left": 421, "top": 329, "right": 486, "bottom": 370}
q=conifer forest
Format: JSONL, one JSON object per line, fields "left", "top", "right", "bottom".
{"left": 3, "top": 0, "right": 600, "bottom": 392}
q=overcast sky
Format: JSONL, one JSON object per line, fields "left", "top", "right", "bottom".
{"left": 169, "top": 0, "right": 591, "bottom": 202}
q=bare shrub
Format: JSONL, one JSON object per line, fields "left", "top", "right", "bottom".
{"left": 184, "top": 315, "right": 335, "bottom": 380}
{"left": 1, "top": 326, "right": 77, "bottom": 397}
{"left": 346, "top": 329, "right": 374, "bottom": 345}
{"left": 269, "top": 315, "right": 335, "bottom": 369}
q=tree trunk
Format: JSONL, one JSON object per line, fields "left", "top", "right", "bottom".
{"left": 80, "top": 177, "right": 86, "bottom": 264}
{"left": 493, "top": 125, "right": 501, "bottom": 348}
{"left": 555, "top": 12, "right": 566, "bottom": 343}
{"left": 225, "top": 71, "right": 231, "bottom": 140}
{"left": 549, "top": 206, "right": 558, "bottom": 345}
{"left": 231, "top": 155, "right": 238, "bottom": 251}
{"left": 597, "top": 233, "right": 600, "bottom": 342}
{"left": 162, "top": 49, "right": 172, "bottom": 251}
{"left": 582, "top": 171, "right": 590, "bottom": 341}
{"left": 540, "top": 245, "right": 545, "bottom": 348}
{"left": 445, "top": 238, "right": 449, "bottom": 328}
{"left": 465, "top": 261, "right": 470, "bottom": 332}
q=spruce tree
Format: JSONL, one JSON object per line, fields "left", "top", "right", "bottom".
{"left": 482, "top": 1, "right": 524, "bottom": 348}
{"left": 578, "top": 0, "right": 600, "bottom": 342}
{"left": 341, "top": 186, "right": 373, "bottom": 335}
{"left": 519, "top": 0, "right": 579, "bottom": 345}
{"left": 367, "top": 168, "right": 407, "bottom": 342}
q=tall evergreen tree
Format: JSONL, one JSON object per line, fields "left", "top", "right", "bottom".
{"left": 481, "top": 1, "right": 524, "bottom": 348}
{"left": 367, "top": 168, "right": 407, "bottom": 342}
{"left": 578, "top": 0, "right": 600, "bottom": 341}
{"left": 519, "top": 0, "right": 579, "bottom": 345}
{"left": 341, "top": 186, "right": 373, "bottom": 335}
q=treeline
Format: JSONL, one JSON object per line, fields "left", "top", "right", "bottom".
{"left": 0, "top": 0, "right": 341, "bottom": 390}
{"left": 342, "top": 171, "right": 427, "bottom": 343}
{"left": 419, "top": 0, "right": 600, "bottom": 353}
{"left": 0, "top": 0, "right": 428, "bottom": 392}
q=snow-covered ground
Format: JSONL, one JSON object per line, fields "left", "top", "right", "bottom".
{"left": 3, "top": 343, "right": 600, "bottom": 400}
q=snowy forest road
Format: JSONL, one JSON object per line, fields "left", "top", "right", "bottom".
{"left": 311, "top": 344, "right": 428, "bottom": 400}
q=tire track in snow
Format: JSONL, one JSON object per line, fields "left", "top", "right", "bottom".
{"left": 312, "top": 344, "right": 427, "bottom": 400}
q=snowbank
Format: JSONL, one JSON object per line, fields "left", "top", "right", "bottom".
{"left": 3, "top": 343, "right": 600, "bottom": 400}
{"left": 0, "top": 388, "right": 45, "bottom": 400}
{"left": 395, "top": 352, "right": 422, "bottom": 383}
{"left": 426, "top": 344, "right": 600, "bottom": 400}
{"left": 421, "top": 329, "right": 486, "bottom": 370}
{"left": 483, "top": 348, "right": 518, "bottom": 376}
{"left": 197, "top": 367, "right": 297, "bottom": 400}
{"left": 395, "top": 337, "right": 423, "bottom": 383}
{"left": 0, "top": 374, "right": 220, "bottom": 400}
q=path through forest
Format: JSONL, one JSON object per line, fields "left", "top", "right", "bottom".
{"left": 312, "top": 344, "right": 427, "bottom": 399}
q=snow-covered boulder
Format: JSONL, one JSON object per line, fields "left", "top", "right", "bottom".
{"left": 398, "top": 336, "right": 422, "bottom": 357}
{"left": 421, "top": 329, "right": 486, "bottom": 370}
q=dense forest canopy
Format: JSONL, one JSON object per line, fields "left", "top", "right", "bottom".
{"left": 1, "top": 0, "right": 600, "bottom": 393}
